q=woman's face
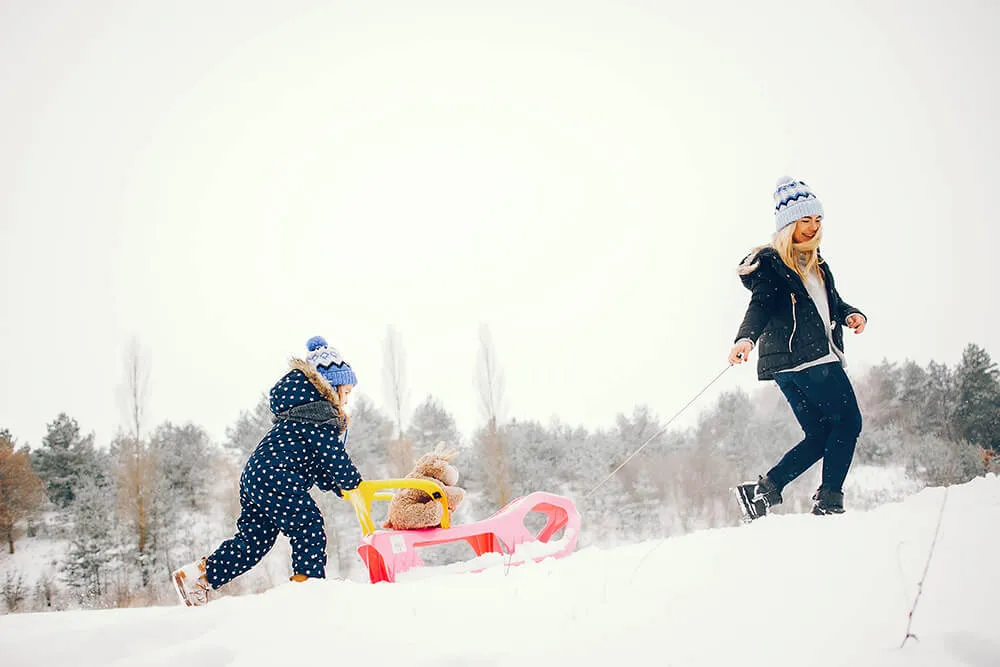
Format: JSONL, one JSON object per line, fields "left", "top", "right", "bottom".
{"left": 792, "top": 215, "right": 822, "bottom": 243}
{"left": 338, "top": 384, "right": 354, "bottom": 404}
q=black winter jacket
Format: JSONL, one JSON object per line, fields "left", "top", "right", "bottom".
{"left": 734, "top": 247, "right": 865, "bottom": 381}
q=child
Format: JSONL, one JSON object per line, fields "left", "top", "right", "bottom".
{"left": 171, "top": 336, "right": 363, "bottom": 606}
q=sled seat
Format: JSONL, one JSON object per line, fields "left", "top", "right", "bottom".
{"left": 344, "top": 480, "right": 581, "bottom": 583}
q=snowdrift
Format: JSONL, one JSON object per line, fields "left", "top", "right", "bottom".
{"left": 1, "top": 475, "right": 997, "bottom": 667}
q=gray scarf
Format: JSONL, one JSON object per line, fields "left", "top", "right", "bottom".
{"left": 272, "top": 401, "right": 344, "bottom": 428}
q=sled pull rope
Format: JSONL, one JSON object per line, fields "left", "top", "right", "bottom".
{"left": 900, "top": 486, "right": 950, "bottom": 648}
{"left": 584, "top": 364, "right": 733, "bottom": 499}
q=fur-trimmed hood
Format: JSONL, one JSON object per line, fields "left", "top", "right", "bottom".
{"left": 736, "top": 245, "right": 826, "bottom": 294}
{"left": 736, "top": 245, "right": 772, "bottom": 277}
{"left": 736, "top": 245, "right": 780, "bottom": 292}
{"left": 289, "top": 358, "right": 342, "bottom": 404}
{"left": 267, "top": 359, "right": 345, "bottom": 417}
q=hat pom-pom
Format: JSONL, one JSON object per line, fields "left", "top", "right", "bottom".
{"left": 776, "top": 175, "right": 795, "bottom": 188}
{"left": 306, "top": 336, "right": 328, "bottom": 351}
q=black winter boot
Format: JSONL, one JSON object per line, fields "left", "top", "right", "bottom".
{"left": 734, "top": 475, "right": 782, "bottom": 522}
{"left": 811, "top": 487, "right": 845, "bottom": 515}
{"left": 754, "top": 475, "right": 782, "bottom": 508}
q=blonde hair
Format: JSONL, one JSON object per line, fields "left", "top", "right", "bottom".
{"left": 772, "top": 223, "right": 824, "bottom": 284}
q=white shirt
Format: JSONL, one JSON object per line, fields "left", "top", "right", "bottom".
{"left": 780, "top": 267, "right": 845, "bottom": 374}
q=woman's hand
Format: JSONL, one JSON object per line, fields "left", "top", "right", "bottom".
{"left": 729, "top": 339, "right": 754, "bottom": 365}
{"left": 846, "top": 313, "right": 866, "bottom": 334}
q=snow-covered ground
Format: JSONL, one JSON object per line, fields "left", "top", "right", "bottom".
{"left": 0, "top": 535, "right": 67, "bottom": 586}
{"left": 1, "top": 475, "right": 997, "bottom": 667}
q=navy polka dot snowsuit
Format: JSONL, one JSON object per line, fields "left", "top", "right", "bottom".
{"left": 205, "top": 368, "right": 362, "bottom": 587}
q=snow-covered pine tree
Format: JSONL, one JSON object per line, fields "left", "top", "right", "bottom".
{"left": 694, "top": 390, "right": 754, "bottom": 470}
{"left": 503, "top": 418, "right": 560, "bottom": 498}
{"left": 223, "top": 394, "right": 271, "bottom": 462}
{"left": 610, "top": 405, "right": 662, "bottom": 501}
{"left": 920, "top": 360, "right": 957, "bottom": 441}
{"left": 952, "top": 343, "right": 1000, "bottom": 453}
{"left": 30, "top": 414, "right": 102, "bottom": 508}
{"left": 62, "top": 477, "right": 120, "bottom": 604}
{"left": 150, "top": 422, "right": 216, "bottom": 512}
{"left": 896, "top": 360, "right": 929, "bottom": 435}
{"left": 542, "top": 418, "right": 593, "bottom": 489}
{"left": 342, "top": 394, "right": 394, "bottom": 480}
{"left": 2, "top": 570, "right": 26, "bottom": 612}
{"left": 855, "top": 359, "right": 904, "bottom": 429}
{"left": 407, "top": 395, "right": 462, "bottom": 453}
{"left": 743, "top": 384, "right": 800, "bottom": 472}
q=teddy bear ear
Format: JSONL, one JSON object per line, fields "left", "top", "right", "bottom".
{"left": 433, "top": 441, "right": 457, "bottom": 461}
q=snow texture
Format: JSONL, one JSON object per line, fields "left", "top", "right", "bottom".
{"left": 1, "top": 475, "right": 997, "bottom": 667}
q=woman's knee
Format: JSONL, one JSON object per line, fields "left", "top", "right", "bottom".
{"left": 827, "top": 369, "right": 863, "bottom": 438}
{"left": 832, "top": 404, "right": 863, "bottom": 439}
{"left": 800, "top": 420, "right": 832, "bottom": 442}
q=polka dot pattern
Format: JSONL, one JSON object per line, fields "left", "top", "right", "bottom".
{"left": 204, "top": 369, "right": 362, "bottom": 587}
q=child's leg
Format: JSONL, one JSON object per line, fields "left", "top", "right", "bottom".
{"left": 268, "top": 490, "right": 328, "bottom": 579}
{"left": 205, "top": 498, "right": 280, "bottom": 589}
{"left": 241, "top": 467, "right": 329, "bottom": 579}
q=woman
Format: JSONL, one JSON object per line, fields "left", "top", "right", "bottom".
{"left": 729, "top": 176, "right": 866, "bottom": 521}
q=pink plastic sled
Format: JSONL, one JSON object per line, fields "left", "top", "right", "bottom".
{"left": 346, "top": 483, "right": 581, "bottom": 584}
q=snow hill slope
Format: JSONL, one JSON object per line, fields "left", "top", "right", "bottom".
{"left": 1, "top": 475, "right": 997, "bottom": 667}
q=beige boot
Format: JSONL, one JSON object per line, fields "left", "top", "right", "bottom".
{"left": 172, "top": 557, "right": 211, "bottom": 606}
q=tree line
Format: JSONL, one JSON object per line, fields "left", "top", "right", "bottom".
{"left": 2, "top": 337, "right": 997, "bottom": 613}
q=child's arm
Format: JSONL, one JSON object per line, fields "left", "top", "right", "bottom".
{"left": 315, "top": 428, "right": 362, "bottom": 494}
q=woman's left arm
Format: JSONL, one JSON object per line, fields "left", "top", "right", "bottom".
{"left": 837, "top": 295, "right": 867, "bottom": 333}
{"left": 837, "top": 296, "right": 865, "bottom": 322}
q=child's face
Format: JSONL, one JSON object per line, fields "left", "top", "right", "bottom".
{"left": 338, "top": 384, "right": 354, "bottom": 405}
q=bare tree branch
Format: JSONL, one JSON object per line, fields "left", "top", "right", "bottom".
{"left": 476, "top": 324, "right": 505, "bottom": 424}
{"left": 121, "top": 337, "right": 150, "bottom": 443}
{"left": 382, "top": 325, "right": 408, "bottom": 440}
{"left": 117, "top": 337, "right": 154, "bottom": 586}
{"left": 382, "top": 326, "right": 412, "bottom": 475}
{"left": 476, "top": 324, "right": 510, "bottom": 506}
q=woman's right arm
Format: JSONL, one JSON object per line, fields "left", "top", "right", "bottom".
{"left": 730, "top": 277, "right": 778, "bottom": 363}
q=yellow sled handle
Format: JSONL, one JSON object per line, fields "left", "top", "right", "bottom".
{"left": 343, "top": 479, "right": 451, "bottom": 536}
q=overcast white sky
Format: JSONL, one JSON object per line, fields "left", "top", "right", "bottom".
{"left": 1, "top": 0, "right": 997, "bottom": 450}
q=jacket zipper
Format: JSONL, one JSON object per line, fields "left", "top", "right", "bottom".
{"left": 788, "top": 293, "right": 798, "bottom": 353}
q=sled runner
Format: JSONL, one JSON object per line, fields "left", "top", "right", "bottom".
{"left": 344, "top": 480, "right": 581, "bottom": 583}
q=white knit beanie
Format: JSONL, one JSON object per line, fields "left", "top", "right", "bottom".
{"left": 773, "top": 176, "right": 824, "bottom": 231}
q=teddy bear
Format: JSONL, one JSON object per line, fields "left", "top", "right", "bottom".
{"left": 383, "top": 443, "right": 466, "bottom": 530}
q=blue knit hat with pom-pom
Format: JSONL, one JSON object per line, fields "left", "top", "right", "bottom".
{"left": 305, "top": 336, "right": 358, "bottom": 387}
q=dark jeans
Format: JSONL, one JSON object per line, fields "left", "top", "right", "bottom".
{"left": 768, "top": 362, "right": 863, "bottom": 493}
